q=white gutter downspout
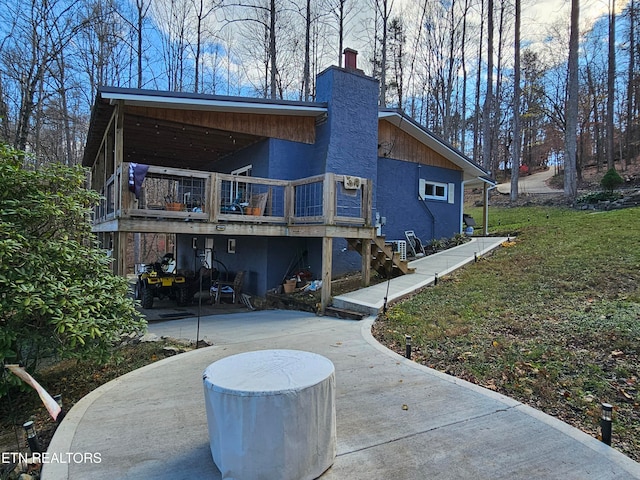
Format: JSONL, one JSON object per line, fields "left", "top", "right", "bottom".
{"left": 483, "top": 183, "right": 497, "bottom": 236}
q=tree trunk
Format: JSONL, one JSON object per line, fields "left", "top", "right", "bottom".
{"left": 510, "top": 0, "right": 521, "bottom": 202}
{"left": 460, "top": 0, "right": 469, "bottom": 154}
{"left": 379, "top": 0, "right": 389, "bottom": 107}
{"left": 481, "top": 0, "right": 494, "bottom": 170}
{"left": 473, "top": 0, "right": 485, "bottom": 162}
{"left": 269, "top": 0, "right": 277, "bottom": 99}
{"left": 303, "top": 0, "right": 311, "bottom": 101}
{"left": 564, "top": 0, "right": 579, "bottom": 199}
{"left": 606, "top": 0, "right": 616, "bottom": 170}
{"left": 626, "top": 0, "right": 635, "bottom": 169}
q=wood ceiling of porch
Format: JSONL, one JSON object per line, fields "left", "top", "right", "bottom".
{"left": 122, "top": 113, "right": 263, "bottom": 170}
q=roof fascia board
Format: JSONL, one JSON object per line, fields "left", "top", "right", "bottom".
{"left": 101, "top": 91, "right": 327, "bottom": 117}
{"left": 379, "top": 111, "right": 490, "bottom": 179}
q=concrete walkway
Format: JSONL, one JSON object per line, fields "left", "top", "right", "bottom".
{"left": 333, "top": 237, "right": 509, "bottom": 315}
{"left": 42, "top": 240, "right": 640, "bottom": 480}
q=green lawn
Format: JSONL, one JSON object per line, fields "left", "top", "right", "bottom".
{"left": 373, "top": 206, "right": 640, "bottom": 461}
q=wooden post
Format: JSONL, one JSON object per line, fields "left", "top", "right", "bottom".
{"left": 210, "top": 173, "right": 220, "bottom": 223}
{"left": 483, "top": 183, "right": 490, "bottom": 236}
{"left": 361, "top": 239, "right": 371, "bottom": 287}
{"left": 285, "top": 183, "right": 295, "bottom": 223}
{"left": 112, "top": 231, "right": 128, "bottom": 276}
{"left": 320, "top": 236, "right": 333, "bottom": 314}
{"left": 323, "top": 173, "right": 335, "bottom": 225}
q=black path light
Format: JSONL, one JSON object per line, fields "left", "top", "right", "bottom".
{"left": 601, "top": 403, "right": 613, "bottom": 446}
{"left": 405, "top": 335, "right": 412, "bottom": 359}
{"left": 23, "top": 421, "right": 41, "bottom": 454}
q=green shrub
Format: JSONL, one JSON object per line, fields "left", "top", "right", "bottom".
{"left": 0, "top": 144, "right": 146, "bottom": 397}
{"left": 600, "top": 167, "right": 624, "bottom": 192}
{"left": 576, "top": 191, "right": 622, "bottom": 204}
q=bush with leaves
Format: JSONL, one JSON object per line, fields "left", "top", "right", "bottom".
{"left": 0, "top": 144, "right": 146, "bottom": 397}
{"left": 600, "top": 167, "right": 624, "bottom": 192}
{"left": 576, "top": 191, "right": 622, "bottom": 204}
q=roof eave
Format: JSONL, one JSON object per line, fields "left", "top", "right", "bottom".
{"left": 378, "top": 110, "right": 491, "bottom": 180}
{"left": 99, "top": 88, "right": 327, "bottom": 117}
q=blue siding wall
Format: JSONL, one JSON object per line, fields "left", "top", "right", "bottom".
{"left": 268, "top": 139, "right": 319, "bottom": 179}
{"left": 376, "top": 158, "right": 463, "bottom": 243}
{"left": 222, "top": 137, "right": 319, "bottom": 180}
{"left": 176, "top": 234, "right": 325, "bottom": 297}
{"left": 222, "top": 140, "right": 270, "bottom": 176}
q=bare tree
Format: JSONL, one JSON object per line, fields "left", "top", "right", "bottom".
{"left": 153, "top": 0, "right": 192, "bottom": 91}
{"left": 190, "top": 0, "right": 219, "bottom": 93}
{"left": 388, "top": 17, "right": 405, "bottom": 109}
{"left": 481, "top": 0, "right": 494, "bottom": 170}
{"left": 329, "top": 0, "right": 357, "bottom": 67}
{"left": 220, "top": 0, "right": 281, "bottom": 98}
{"left": 371, "top": 0, "right": 394, "bottom": 106}
{"left": 606, "top": 0, "right": 616, "bottom": 170}
{"left": 0, "top": 0, "right": 89, "bottom": 153}
{"left": 565, "top": 0, "right": 579, "bottom": 199}
{"left": 625, "top": 0, "right": 635, "bottom": 167}
{"left": 473, "top": 0, "right": 485, "bottom": 162}
{"left": 510, "top": 0, "right": 521, "bottom": 201}
{"left": 460, "top": 0, "right": 470, "bottom": 153}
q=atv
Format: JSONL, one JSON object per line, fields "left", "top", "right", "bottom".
{"left": 135, "top": 253, "right": 190, "bottom": 309}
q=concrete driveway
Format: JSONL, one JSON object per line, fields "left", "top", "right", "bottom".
{"left": 43, "top": 310, "right": 640, "bottom": 479}
{"left": 496, "top": 168, "right": 560, "bottom": 195}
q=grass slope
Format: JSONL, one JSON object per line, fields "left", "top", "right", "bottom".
{"left": 373, "top": 206, "right": 640, "bottom": 461}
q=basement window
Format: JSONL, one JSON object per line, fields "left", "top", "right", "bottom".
{"left": 419, "top": 179, "right": 455, "bottom": 204}
{"left": 420, "top": 179, "right": 447, "bottom": 200}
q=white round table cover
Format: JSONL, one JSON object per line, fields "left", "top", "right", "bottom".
{"left": 203, "top": 349, "right": 336, "bottom": 480}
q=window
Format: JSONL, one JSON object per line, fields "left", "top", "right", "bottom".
{"left": 420, "top": 179, "right": 447, "bottom": 200}
{"left": 419, "top": 179, "right": 455, "bottom": 204}
{"left": 425, "top": 182, "right": 446, "bottom": 198}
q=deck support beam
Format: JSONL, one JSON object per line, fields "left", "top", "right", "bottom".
{"left": 320, "top": 237, "right": 333, "bottom": 314}
{"left": 361, "top": 240, "right": 371, "bottom": 287}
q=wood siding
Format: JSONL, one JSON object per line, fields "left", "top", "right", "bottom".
{"left": 126, "top": 105, "right": 317, "bottom": 144}
{"left": 378, "top": 121, "right": 462, "bottom": 171}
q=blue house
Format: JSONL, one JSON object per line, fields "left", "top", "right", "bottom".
{"left": 83, "top": 50, "right": 493, "bottom": 311}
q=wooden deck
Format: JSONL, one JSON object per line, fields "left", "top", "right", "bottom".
{"left": 93, "top": 164, "right": 375, "bottom": 311}
{"left": 93, "top": 164, "right": 374, "bottom": 238}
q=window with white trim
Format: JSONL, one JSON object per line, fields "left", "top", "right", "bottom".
{"left": 419, "top": 179, "right": 455, "bottom": 204}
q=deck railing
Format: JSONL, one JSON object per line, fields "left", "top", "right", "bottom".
{"left": 95, "top": 163, "right": 372, "bottom": 227}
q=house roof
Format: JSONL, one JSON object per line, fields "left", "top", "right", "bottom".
{"left": 82, "top": 87, "right": 327, "bottom": 168}
{"left": 83, "top": 86, "right": 495, "bottom": 188}
{"left": 97, "top": 87, "right": 328, "bottom": 116}
{"left": 378, "top": 109, "right": 494, "bottom": 186}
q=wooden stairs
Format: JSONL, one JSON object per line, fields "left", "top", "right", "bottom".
{"left": 347, "top": 237, "right": 415, "bottom": 278}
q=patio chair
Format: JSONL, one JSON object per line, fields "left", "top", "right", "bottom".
{"left": 211, "top": 271, "right": 245, "bottom": 304}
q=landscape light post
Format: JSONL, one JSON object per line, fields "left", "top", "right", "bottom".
{"left": 405, "top": 335, "right": 412, "bottom": 359}
{"left": 23, "top": 421, "right": 41, "bottom": 454}
{"left": 601, "top": 403, "right": 613, "bottom": 445}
